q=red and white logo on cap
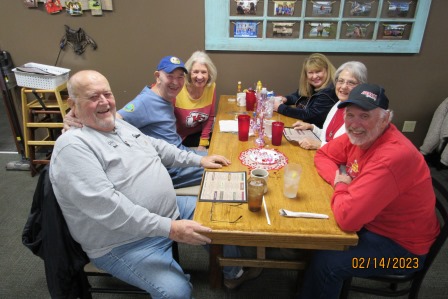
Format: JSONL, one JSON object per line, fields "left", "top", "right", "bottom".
{"left": 170, "top": 57, "right": 181, "bottom": 65}
{"left": 361, "top": 91, "right": 377, "bottom": 101}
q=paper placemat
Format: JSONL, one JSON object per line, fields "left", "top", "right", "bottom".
{"left": 239, "top": 148, "right": 288, "bottom": 170}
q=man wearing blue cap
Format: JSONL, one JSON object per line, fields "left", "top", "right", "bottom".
{"left": 297, "top": 83, "right": 440, "bottom": 298}
{"left": 117, "top": 56, "right": 206, "bottom": 188}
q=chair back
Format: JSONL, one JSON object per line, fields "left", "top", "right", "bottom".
{"left": 411, "top": 177, "right": 448, "bottom": 293}
{"left": 340, "top": 176, "right": 448, "bottom": 299}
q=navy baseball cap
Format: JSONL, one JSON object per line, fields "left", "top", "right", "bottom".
{"left": 157, "top": 56, "right": 187, "bottom": 74}
{"left": 338, "top": 83, "right": 389, "bottom": 110}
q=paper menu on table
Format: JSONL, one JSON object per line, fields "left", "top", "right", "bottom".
{"left": 283, "top": 127, "right": 320, "bottom": 143}
{"left": 199, "top": 171, "right": 247, "bottom": 202}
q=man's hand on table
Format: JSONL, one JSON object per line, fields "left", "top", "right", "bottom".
{"left": 201, "top": 155, "right": 231, "bottom": 168}
{"left": 169, "top": 220, "right": 212, "bottom": 245}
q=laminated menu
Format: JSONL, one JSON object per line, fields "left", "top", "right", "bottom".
{"left": 199, "top": 171, "right": 247, "bottom": 202}
{"left": 283, "top": 127, "right": 320, "bottom": 143}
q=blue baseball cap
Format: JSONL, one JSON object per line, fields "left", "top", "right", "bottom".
{"left": 157, "top": 56, "right": 187, "bottom": 74}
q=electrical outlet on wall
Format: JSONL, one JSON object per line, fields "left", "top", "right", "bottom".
{"left": 402, "top": 121, "right": 417, "bottom": 132}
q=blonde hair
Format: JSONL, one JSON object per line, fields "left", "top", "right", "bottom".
{"left": 298, "top": 53, "right": 336, "bottom": 97}
{"left": 184, "top": 51, "right": 217, "bottom": 87}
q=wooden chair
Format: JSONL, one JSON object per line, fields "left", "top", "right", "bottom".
{"left": 20, "top": 82, "right": 69, "bottom": 176}
{"left": 339, "top": 177, "right": 448, "bottom": 298}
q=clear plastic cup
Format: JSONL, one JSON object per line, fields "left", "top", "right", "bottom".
{"left": 283, "top": 163, "right": 302, "bottom": 198}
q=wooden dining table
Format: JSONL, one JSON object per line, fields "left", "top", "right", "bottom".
{"left": 193, "top": 95, "right": 358, "bottom": 288}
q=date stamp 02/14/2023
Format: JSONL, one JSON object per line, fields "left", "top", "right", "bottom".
{"left": 352, "top": 257, "right": 419, "bottom": 269}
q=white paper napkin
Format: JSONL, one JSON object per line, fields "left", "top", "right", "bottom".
{"left": 219, "top": 120, "right": 238, "bottom": 132}
{"left": 219, "top": 120, "right": 254, "bottom": 136}
{"left": 279, "top": 209, "right": 329, "bottom": 219}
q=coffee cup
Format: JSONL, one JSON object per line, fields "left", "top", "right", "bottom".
{"left": 237, "top": 93, "right": 246, "bottom": 107}
{"left": 250, "top": 168, "right": 269, "bottom": 193}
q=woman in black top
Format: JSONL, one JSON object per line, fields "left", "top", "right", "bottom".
{"left": 274, "top": 53, "right": 338, "bottom": 128}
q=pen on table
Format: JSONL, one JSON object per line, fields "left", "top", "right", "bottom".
{"left": 262, "top": 196, "right": 271, "bottom": 225}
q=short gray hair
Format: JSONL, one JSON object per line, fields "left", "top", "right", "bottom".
{"left": 335, "top": 61, "right": 368, "bottom": 84}
{"left": 380, "top": 109, "right": 394, "bottom": 123}
{"left": 184, "top": 51, "right": 217, "bottom": 86}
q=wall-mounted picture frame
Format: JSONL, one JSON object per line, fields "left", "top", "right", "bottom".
{"left": 235, "top": 0, "right": 260, "bottom": 15}
{"left": 308, "top": 22, "right": 332, "bottom": 38}
{"left": 311, "top": 1, "right": 336, "bottom": 16}
{"left": 268, "top": 0, "right": 302, "bottom": 17}
{"left": 343, "top": 22, "right": 372, "bottom": 39}
{"left": 387, "top": 1, "right": 412, "bottom": 17}
{"left": 66, "top": 1, "right": 83, "bottom": 15}
{"left": 233, "top": 21, "right": 260, "bottom": 38}
{"left": 267, "top": 21, "right": 300, "bottom": 38}
{"left": 274, "top": 1, "right": 296, "bottom": 16}
{"left": 349, "top": 1, "right": 374, "bottom": 16}
{"left": 381, "top": 23, "right": 406, "bottom": 39}
{"left": 272, "top": 22, "right": 295, "bottom": 37}
{"left": 24, "top": 0, "right": 39, "bottom": 8}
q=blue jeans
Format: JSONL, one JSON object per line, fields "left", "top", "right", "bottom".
{"left": 297, "top": 229, "right": 426, "bottom": 299}
{"left": 91, "top": 196, "right": 241, "bottom": 299}
{"left": 169, "top": 149, "right": 207, "bottom": 189}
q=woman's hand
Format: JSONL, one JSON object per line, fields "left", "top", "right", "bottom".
{"left": 298, "top": 138, "right": 321, "bottom": 150}
{"left": 273, "top": 96, "right": 287, "bottom": 111}
{"left": 292, "top": 120, "right": 313, "bottom": 131}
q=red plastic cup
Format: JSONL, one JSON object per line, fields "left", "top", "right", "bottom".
{"left": 238, "top": 114, "right": 251, "bottom": 141}
{"left": 246, "top": 90, "right": 256, "bottom": 111}
{"left": 271, "top": 121, "right": 284, "bottom": 146}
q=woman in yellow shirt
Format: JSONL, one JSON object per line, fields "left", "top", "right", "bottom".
{"left": 173, "top": 51, "right": 217, "bottom": 151}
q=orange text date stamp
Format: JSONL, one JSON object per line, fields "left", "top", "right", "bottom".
{"left": 351, "top": 257, "right": 419, "bottom": 269}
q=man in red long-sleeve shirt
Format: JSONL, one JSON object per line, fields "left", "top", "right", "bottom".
{"left": 297, "top": 83, "right": 440, "bottom": 299}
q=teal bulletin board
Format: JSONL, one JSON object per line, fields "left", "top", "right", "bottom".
{"left": 205, "top": 0, "right": 432, "bottom": 53}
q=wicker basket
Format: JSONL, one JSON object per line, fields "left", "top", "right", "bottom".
{"left": 13, "top": 63, "right": 70, "bottom": 90}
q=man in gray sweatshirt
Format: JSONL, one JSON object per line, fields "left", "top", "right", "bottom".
{"left": 50, "top": 70, "right": 261, "bottom": 298}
